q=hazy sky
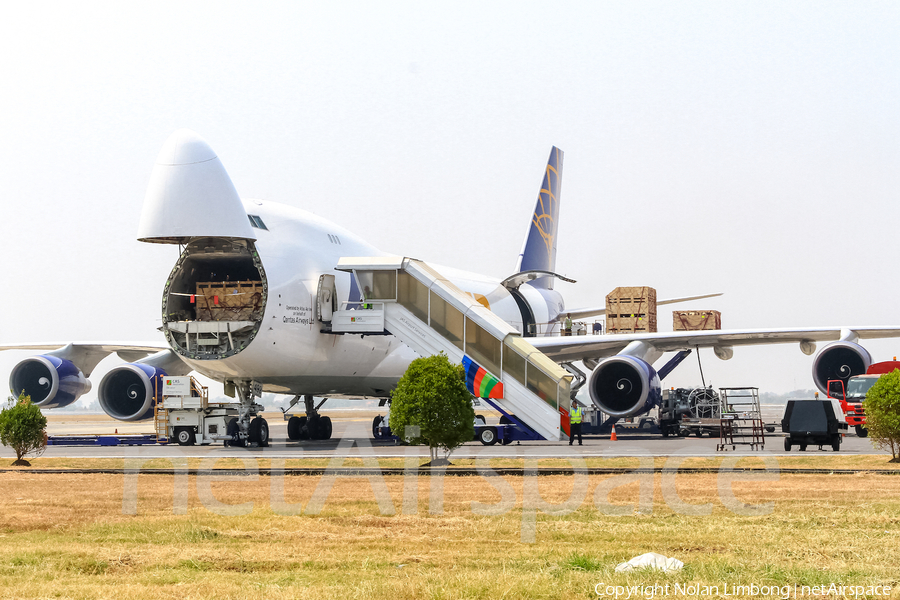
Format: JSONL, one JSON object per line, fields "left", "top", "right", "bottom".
{"left": 2, "top": 1, "right": 899, "bottom": 406}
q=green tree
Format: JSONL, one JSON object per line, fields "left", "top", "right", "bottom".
{"left": 389, "top": 353, "right": 475, "bottom": 464}
{"left": 862, "top": 369, "right": 900, "bottom": 462}
{"left": 0, "top": 392, "right": 48, "bottom": 466}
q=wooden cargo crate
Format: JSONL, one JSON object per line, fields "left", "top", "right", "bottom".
{"left": 606, "top": 286, "right": 657, "bottom": 334}
{"left": 194, "top": 280, "right": 264, "bottom": 321}
{"left": 673, "top": 310, "right": 722, "bottom": 331}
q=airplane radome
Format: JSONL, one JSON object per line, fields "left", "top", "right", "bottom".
{"left": 5, "top": 130, "right": 900, "bottom": 447}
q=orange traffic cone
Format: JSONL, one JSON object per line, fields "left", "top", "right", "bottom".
{"left": 610, "top": 424, "right": 618, "bottom": 441}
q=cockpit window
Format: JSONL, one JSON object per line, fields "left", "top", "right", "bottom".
{"left": 248, "top": 215, "right": 268, "bottom": 230}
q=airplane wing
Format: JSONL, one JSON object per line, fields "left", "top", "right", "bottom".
{"left": 0, "top": 342, "right": 169, "bottom": 376}
{"left": 564, "top": 293, "right": 723, "bottom": 321}
{"left": 529, "top": 326, "right": 900, "bottom": 363}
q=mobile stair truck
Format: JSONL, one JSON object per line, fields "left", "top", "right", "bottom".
{"left": 328, "top": 257, "right": 573, "bottom": 446}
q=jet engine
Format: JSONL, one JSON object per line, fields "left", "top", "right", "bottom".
{"left": 812, "top": 341, "right": 872, "bottom": 394}
{"left": 8, "top": 355, "right": 91, "bottom": 408}
{"left": 98, "top": 364, "right": 166, "bottom": 421}
{"left": 587, "top": 355, "right": 662, "bottom": 417}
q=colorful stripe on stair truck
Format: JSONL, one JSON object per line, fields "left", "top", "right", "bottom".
{"left": 462, "top": 355, "right": 504, "bottom": 399}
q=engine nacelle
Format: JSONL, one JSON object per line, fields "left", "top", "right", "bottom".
{"left": 98, "top": 364, "right": 166, "bottom": 421}
{"left": 588, "top": 355, "right": 662, "bottom": 418}
{"left": 8, "top": 355, "right": 92, "bottom": 408}
{"left": 812, "top": 341, "right": 872, "bottom": 395}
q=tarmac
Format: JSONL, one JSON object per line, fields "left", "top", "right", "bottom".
{"left": 0, "top": 409, "right": 887, "bottom": 460}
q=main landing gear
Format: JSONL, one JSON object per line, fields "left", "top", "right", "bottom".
{"left": 285, "top": 394, "right": 334, "bottom": 441}
{"left": 223, "top": 381, "right": 269, "bottom": 447}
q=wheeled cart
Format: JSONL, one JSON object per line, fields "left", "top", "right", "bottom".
{"left": 781, "top": 398, "right": 848, "bottom": 452}
{"left": 155, "top": 376, "right": 269, "bottom": 447}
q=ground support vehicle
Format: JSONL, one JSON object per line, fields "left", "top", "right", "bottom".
{"left": 827, "top": 360, "right": 900, "bottom": 437}
{"left": 679, "top": 418, "right": 721, "bottom": 438}
{"left": 781, "top": 398, "right": 847, "bottom": 452}
{"left": 472, "top": 399, "right": 545, "bottom": 445}
{"left": 46, "top": 434, "right": 160, "bottom": 446}
{"left": 372, "top": 398, "right": 545, "bottom": 446}
{"left": 658, "top": 387, "right": 720, "bottom": 437}
{"left": 155, "top": 376, "right": 267, "bottom": 447}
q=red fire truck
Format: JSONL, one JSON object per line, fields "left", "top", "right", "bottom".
{"left": 827, "top": 359, "right": 900, "bottom": 437}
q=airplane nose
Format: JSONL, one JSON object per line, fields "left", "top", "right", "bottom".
{"left": 137, "top": 129, "right": 256, "bottom": 244}
{"left": 155, "top": 128, "right": 219, "bottom": 166}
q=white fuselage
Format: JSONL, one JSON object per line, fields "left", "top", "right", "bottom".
{"left": 175, "top": 200, "right": 563, "bottom": 397}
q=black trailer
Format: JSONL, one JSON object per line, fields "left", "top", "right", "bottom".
{"left": 781, "top": 399, "right": 848, "bottom": 452}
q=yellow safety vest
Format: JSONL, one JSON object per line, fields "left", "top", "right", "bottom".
{"left": 570, "top": 406, "right": 583, "bottom": 424}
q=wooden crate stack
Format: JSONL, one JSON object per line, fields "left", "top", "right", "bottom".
{"left": 195, "top": 280, "right": 264, "bottom": 321}
{"left": 673, "top": 310, "right": 722, "bottom": 331}
{"left": 606, "top": 286, "right": 657, "bottom": 334}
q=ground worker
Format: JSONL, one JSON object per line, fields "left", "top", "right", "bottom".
{"left": 362, "top": 285, "right": 372, "bottom": 309}
{"left": 563, "top": 313, "right": 573, "bottom": 336}
{"left": 569, "top": 401, "right": 583, "bottom": 445}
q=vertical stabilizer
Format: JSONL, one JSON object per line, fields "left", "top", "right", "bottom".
{"left": 515, "top": 147, "right": 564, "bottom": 289}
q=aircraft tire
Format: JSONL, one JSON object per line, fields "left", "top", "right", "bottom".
{"left": 306, "top": 417, "right": 321, "bottom": 440}
{"left": 249, "top": 417, "right": 269, "bottom": 447}
{"left": 298, "top": 416, "right": 309, "bottom": 440}
{"left": 287, "top": 416, "right": 302, "bottom": 441}
{"left": 320, "top": 416, "right": 333, "bottom": 440}
{"left": 225, "top": 418, "right": 242, "bottom": 447}
{"left": 175, "top": 427, "right": 195, "bottom": 446}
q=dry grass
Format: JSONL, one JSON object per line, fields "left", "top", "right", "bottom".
{"left": 0, "top": 464, "right": 898, "bottom": 599}
{"left": 5, "top": 454, "right": 900, "bottom": 471}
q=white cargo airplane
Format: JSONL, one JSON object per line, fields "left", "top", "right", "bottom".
{"left": 4, "top": 130, "right": 899, "bottom": 445}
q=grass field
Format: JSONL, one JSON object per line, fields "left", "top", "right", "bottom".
{"left": 1, "top": 457, "right": 898, "bottom": 599}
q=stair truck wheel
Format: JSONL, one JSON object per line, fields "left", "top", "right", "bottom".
{"left": 479, "top": 426, "right": 498, "bottom": 446}
{"left": 799, "top": 444, "right": 807, "bottom": 451}
{"left": 832, "top": 435, "right": 841, "bottom": 452}
{"left": 175, "top": 427, "right": 195, "bottom": 446}
{"left": 287, "top": 416, "right": 302, "bottom": 440}
{"left": 784, "top": 437, "right": 791, "bottom": 452}
{"left": 249, "top": 417, "right": 269, "bottom": 447}
{"left": 372, "top": 416, "right": 384, "bottom": 439}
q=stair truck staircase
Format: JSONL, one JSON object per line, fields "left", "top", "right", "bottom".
{"left": 331, "top": 257, "right": 573, "bottom": 441}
